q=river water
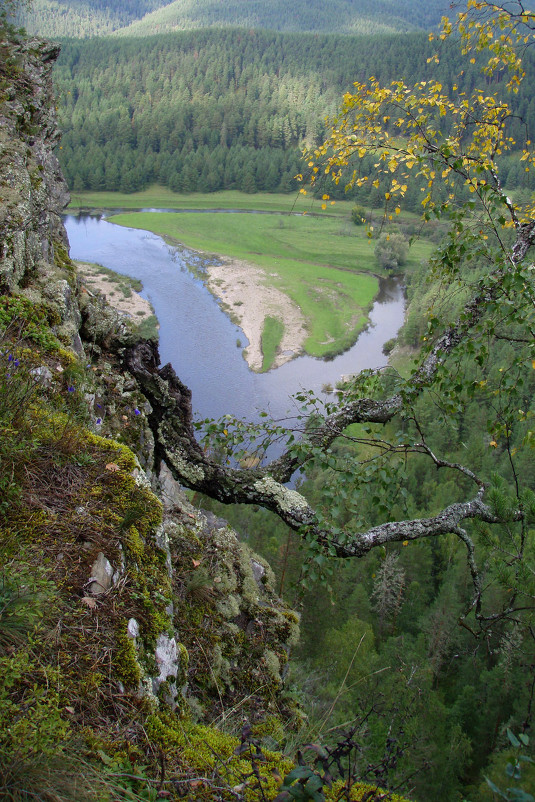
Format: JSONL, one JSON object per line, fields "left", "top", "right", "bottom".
{"left": 65, "top": 213, "right": 405, "bottom": 424}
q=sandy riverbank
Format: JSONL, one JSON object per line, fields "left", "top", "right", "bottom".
{"left": 205, "top": 257, "right": 308, "bottom": 371}
{"left": 76, "top": 261, "right": 155, "bottom": 324}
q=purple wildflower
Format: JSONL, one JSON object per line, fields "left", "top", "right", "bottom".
{"left": 134, "top": 408, "right": 141, "bottom": 416}
{"left": 67, "top": 385, "right": 75, "bottom": 393}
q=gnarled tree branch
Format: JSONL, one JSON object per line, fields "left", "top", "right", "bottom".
{"left": 123, "top": 220, "right": 533, "bottom": 592}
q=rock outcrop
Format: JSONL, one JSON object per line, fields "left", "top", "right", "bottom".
{"left": 0, "top": 25, "right": 306, "bottom": 802}
{"left": 0, "top": 26, "right": 414, "bottom": 802}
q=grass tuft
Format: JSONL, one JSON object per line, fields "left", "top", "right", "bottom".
{"left": 261, "top": 316, "right": 284, "bottom": 372}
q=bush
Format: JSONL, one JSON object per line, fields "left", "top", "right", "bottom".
{"left": 351, "top": 204, "right": 367, "bottom": 226}
{"left": 374, "top": 232, "right": 408, "bottom": 270}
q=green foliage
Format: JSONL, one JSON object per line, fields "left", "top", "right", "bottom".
{"left": 53, "top": 30, "right": 535, "bottom": 200}
{"left": 374, "top": 232, "right": 409, "bottom": 270}
{"left": 0, "top": 564, "right": 55, "bottom": 651}
{"left": 351, "top": 204, "right": 367, "bottom": 225}
{"left": 277, "top": 764, "right": 327, "bottom": 801}
{"left": 96, "top": 750, "right": 158, "bottom": 801}
{"left": 0, "top": 296, "right": 60, "bottom": 352}
{"left": 483, "top": 731, "right": 535, "bottom": 802}
{"left": 19, "top": 0, "right": 446, "bottom": 39}
{"left": 1, "top": 0, "right": 30, "bottom": 23}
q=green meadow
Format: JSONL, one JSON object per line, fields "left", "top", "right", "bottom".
{"left": 261, "top": 317, "right": 285, "bottom": 372}
{"left": 71, "top": 187, "right": 432, "bottom": 360}
{"left": 68, "top": 186, "right": 352, "bottom": 216}
{"left": 108, "top": 206, "right": 431, "bottom": 358}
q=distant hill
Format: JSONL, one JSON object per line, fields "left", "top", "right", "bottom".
{"left": 18, "top": 0, "right": 172, "bottom": 38}
{"left": 114, "top": 0, "right": 448, "bottom": 37}
{"left": 19, "top": 0, "right": 449, "bottom": 39}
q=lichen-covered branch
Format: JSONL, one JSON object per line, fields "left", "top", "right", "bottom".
{"left": 124, "top": 344, "right": 518, "bottom": 569}
{"left": 122, "top": 219, "right": 533, "bottom": 598}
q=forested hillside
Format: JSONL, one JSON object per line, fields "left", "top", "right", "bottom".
{"left": 54, "top": 28, "right": 535, "bottom": 199}
{"left": 17, "top": 0, "right": 171, "bottom": 37}
{"left": 19, "top": 0, "right": 449, "bottom": 39}
{"left": 114, "top": 0, "right": 447, "bottom": 38}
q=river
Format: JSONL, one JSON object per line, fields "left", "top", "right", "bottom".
{"left": 65, "top": 213, "right": 405, "bottom": 424}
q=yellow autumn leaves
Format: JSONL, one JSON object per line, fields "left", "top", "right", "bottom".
{"left": 303, "top": 1, "right": 535, "bottom": 226}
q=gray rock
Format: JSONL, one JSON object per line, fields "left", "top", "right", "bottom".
{"left": 158, "top": 461, "right": 189, "bottom": 511}
{"left": 154, "top": 634, "right": 179, "bottom": 685}
{"left": 87, "top": 552, "right": 114, "bottom": 595}
{"left": 251, "top": 560, "right": 266, "bottom": 586}
{"left": 30, "top": 365, "right": 52, "bottom": 385}
{"left": 153, "top": 634, "right": 179, "bottom": 704}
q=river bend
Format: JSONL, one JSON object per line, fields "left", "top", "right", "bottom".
{"left": 65, "top": 214, "right": 405, "bottom": 424}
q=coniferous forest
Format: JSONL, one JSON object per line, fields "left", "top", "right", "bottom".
{"left": 53, "top": 29, "right": 535, "bottom": 201}
{"left": 19, "top": 0, "right": 448, "bottom": 38}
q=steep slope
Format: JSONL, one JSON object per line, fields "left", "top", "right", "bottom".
{"left": 0, "top": 23, "right": 299, "bottom": 800}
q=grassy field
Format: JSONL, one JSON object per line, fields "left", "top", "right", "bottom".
{"left": 107, "top": 207, "right": 432, "bottom": 358}
{"left": 70, "top": 187, "right": 433, "bottom": 359}
{"left": 68, "top": 186, "right": 355, "bottom": 217}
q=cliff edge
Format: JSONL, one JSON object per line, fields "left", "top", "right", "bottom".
{"left": 0, "top": 26, "right": 303, "bottom": 802}
{"left": 0, "top": 24, "right": 412, "bottom": 802}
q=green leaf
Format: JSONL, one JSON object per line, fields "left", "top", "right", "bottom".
{"left": 305, "top": 775, "right": 324, "bottom": 794}
{"left": 508, "top": 729, "right": 521, "bottom": 748}
{"left": 282, "top": 766, "right": 313, "bottom": 785}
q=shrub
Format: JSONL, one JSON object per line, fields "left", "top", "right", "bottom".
{"left": 374, "top": 232, "right": 408, "bottom": 270}
{"left": 350, "top": 204, "right": 367, "bottom": 226}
